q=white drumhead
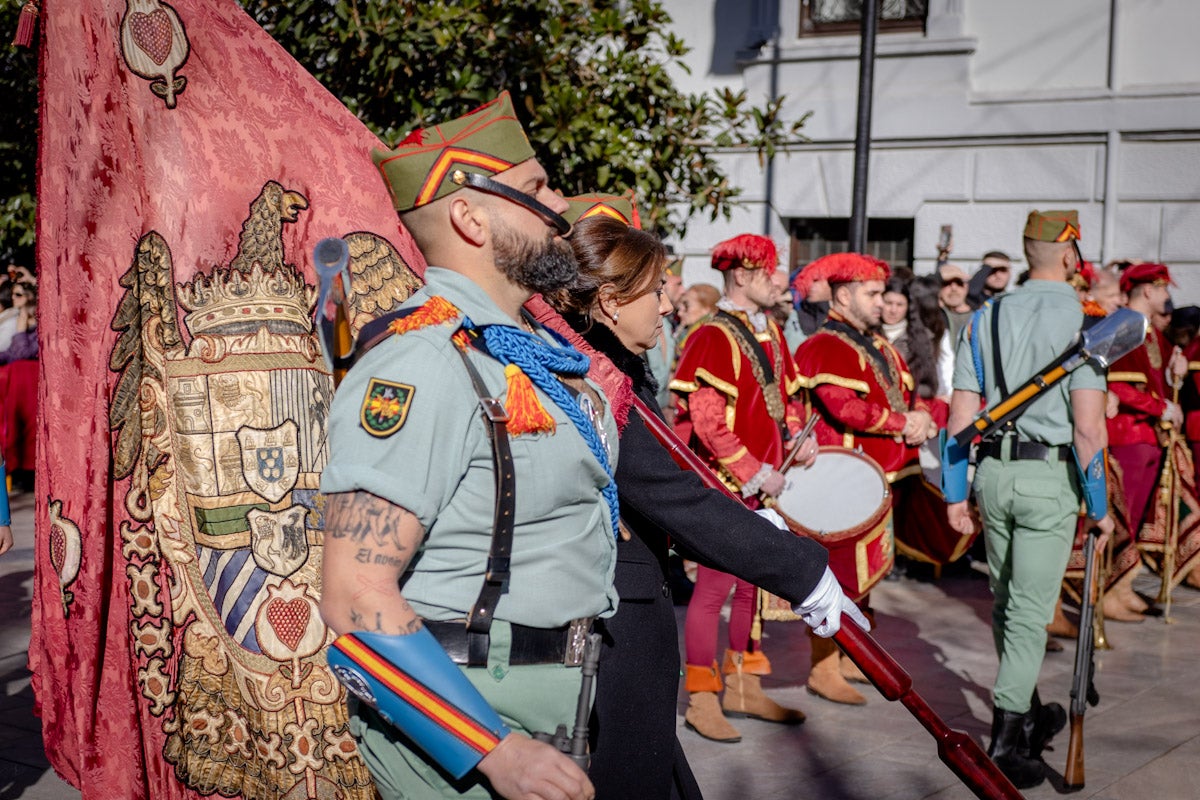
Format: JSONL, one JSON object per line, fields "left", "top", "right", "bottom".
{"left": 775, "top": 449, "right": 887, "bottom": 534}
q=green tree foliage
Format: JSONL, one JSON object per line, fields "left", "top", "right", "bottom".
{"left": 0, "top": 33, "right": 37, "bottom": 266}
{"left": 240, "top": 0, "right": 808, "bottom": 236}
{"left": 0, "top": 0, "right": 808, "bottom": 252}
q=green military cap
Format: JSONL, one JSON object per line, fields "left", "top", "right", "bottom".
{"left": 562, "top": 190, "right": 641, "bottom": 229}
{"left": 373, "top": 91, "right": 536, "bottom": 211}
{"left": 1024, "top": 210, "right": 1081, "bottom": 243}
{"left": 664, "top": 257, "right": 683, "bottom": 277}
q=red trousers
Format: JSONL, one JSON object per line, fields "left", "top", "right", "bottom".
{"left": 0, "top": 360, "right": 38, "bottom": 472}
{"left": 1110, "top": 442, "right": 1163, "bottom": 534}
{"left": 683, "top": 564, "right": 760, "bottom": 668}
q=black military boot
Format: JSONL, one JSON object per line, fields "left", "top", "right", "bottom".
{"left": 1024, "top": 689, "right": 1068, "bottom": 759}
{"left": 987, "top": 707, "right": 1046, "bottom": 789}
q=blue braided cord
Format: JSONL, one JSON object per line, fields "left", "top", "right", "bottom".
{"left": 464, "top": 317, "right": 620, "bottom": 539}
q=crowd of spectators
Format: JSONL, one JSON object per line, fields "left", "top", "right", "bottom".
{"left": 0, "top": 261, "right": 38, "bottom": 494}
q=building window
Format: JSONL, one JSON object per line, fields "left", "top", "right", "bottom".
{"left": 787, "top": 217, "right": 913, "bottom": 275}
{"left": 799, "top": 0, "right": 927, "bottom": 37}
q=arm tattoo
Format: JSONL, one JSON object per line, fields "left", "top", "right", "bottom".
{"left": 326, "top": 491, "right": 415, "bottom": 553}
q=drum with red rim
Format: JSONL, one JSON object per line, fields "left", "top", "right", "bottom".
{"left": 772, "top": 446, "right": 894, "bottom": 601}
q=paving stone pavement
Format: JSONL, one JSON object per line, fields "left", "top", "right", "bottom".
{"left": 4, "top": 482, "right": 1200, "bottom": 799}
{"left": 677, "top": 563, "right": 1200, "bottom": 800}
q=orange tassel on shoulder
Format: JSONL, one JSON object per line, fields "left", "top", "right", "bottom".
{"left": 388, "top": 295, "right": 460, "bottom": 336}
{"left": 504, "top": 364, "right": 556, "bottom": 436}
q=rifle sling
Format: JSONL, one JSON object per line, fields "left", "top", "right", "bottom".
{"left": 454, "top": 335, "right": 517, "bottom": 667}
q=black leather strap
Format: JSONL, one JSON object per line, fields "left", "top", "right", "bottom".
{"left": 990, "top": 296, "right": 1009, "bottom": 397}
{"left": 823, "top": 316, "right": 892, "bottom": 379}
{"left": 455, "top": 338, "right": 517, "bottom": 666}
{"left": 425, "top": 619, "right": 599, "bottom": 666}
{"left": 352, "top": 307, "right": 413, "bottom": 367}
{"left": 452, "top": 170, "right": 571, "bottom": 235}
{"left": 978, "top": 438, "right": 1071, "bottom": 462}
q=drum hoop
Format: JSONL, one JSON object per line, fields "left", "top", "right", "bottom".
{"left": 776, "top": 446, "right": 891, "bottom": 541}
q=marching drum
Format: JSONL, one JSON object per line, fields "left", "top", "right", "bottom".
{"left": 772, "top": 446, "right": 894, "bottom": 602}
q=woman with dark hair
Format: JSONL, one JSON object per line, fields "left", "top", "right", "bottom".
{"left": 880, "top": 275, "right": 940, "bottom": 402}
{"left": 909, "top": 274, "right": 954, "bottom": 403}
{"left": 547, "top": 213, "right": 863, "bottom": 799}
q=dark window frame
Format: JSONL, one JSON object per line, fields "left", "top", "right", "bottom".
{"left": 799, "top": 0, "right": 928, "bottom": 38}
{"left": 787, "top": 217, "right": 914, "bottom": 275}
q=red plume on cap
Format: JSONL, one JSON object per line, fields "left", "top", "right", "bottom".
{"left": 711, "top": 234, "right": 778, "bottom": 272}
{"left": 792, "top": 256, "right": 831, "bottom": 297}
{"left": 803, "top": 252, "right": 890, "bottom": 284}
{"left": 1119, "top": 262, "right": 1173, "bottom": 295}
{"left": 1076, "top": 260, "right": 1097, "bottom": 287}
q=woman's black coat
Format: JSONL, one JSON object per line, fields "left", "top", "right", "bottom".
{"left": 576, "top": 319, "right": 829, "bottom": 800}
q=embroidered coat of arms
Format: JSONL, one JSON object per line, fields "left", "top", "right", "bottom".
{"left": 107, "top": 181, "right": 416, "bottom": 799}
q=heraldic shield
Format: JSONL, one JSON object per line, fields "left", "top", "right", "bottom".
{"left": 108, "top": 182, "right": 384, "bottom": 800}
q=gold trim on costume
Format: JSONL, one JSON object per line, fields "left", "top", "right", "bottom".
{"left": 900, "top": 370, "right": 914, "bottom": 391}
{"left": 1188, "top": 361, "right": 1200, "bottom": 372}
{"left": 669, "top": 378, "right": 700, "bottom": 393}
{"left": 795, "top": 373, "right": 872, "bottom": 394}
{"left": 717, "top": 447, "right": 749, "bottom": 466}
{"left": 693, "top": 368, "right": 739, "bottom": 399}
{"left": 1107, "top": 371, "right": 1148, "bottom": 384}
{"left": 843, "top": 431, "right": 856, "bottom": 449}
{"left": 885, "top": 463, "right": 923, "bottom": 484}
{"left": 865, "top": 408, "right": 891, "bottom": 434}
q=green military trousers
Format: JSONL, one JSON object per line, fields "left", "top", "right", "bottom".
{"left": 974, "top": 454, "right": 1080, "bottom": 714}
{"left": 349, "top": 621, "right": 586, "bottom": 800}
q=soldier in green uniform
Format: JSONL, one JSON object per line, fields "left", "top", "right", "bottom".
{"left": 943, "top": 210, "right": 1113, "bottom": 789}
{"left": 320, "top": 93, "right": 613, "bottom": 800}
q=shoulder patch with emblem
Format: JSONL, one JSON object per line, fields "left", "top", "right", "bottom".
{"left": 360, "top": 378, "right": 415, "bottom": 438}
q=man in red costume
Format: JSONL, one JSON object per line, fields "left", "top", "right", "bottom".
{"left": 793, "top": 252, "right": 937, "bottom": 704}
{"left": 1106, "top": 262, "right": 1186, "bottom": 617}
{"left": 670, "top": 233, "right": 817, "bottom": 742}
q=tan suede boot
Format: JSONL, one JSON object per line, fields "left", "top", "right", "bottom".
{"left": 721, "top": 651, "right": 805, "bottom": 723}
{"left": 722, "top": 648, "right": 771, "bottom": 676}
{"left": 1102, "top": 588, "right": 1146, "bottom": 622}
{"left": 1046, "top": 596, "right": 1079, "bottom": 639}
{"left": 839, "top": 652, "right": 869, "bottom": 684}
{"left": 807, "top": 634, "right": 866, "bottom": 705}
{"left": 684, "top": 664, "right": 741, "bottom": 742}
{"left": 1112, "top": 568, "right": 1150, "bottom": 611}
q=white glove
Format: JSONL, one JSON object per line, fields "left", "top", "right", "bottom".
{"left": 792, "top": 566, "right": 872, "bottom": 638}
{"left": 754, "top": 507, "right": 789, "bottom": 530}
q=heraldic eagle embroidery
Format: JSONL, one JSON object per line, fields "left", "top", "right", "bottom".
{"left": 108, "top": 180, "right": 421, "bottom": 800}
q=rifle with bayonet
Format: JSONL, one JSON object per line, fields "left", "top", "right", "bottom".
{"left": 1064, "top": 526, "right": 1102, "bottom": 789}
{"left": 954, "top": 307, "right": 1148, "bottom": 447}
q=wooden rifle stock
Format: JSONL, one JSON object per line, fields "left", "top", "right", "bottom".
{"left": 632, "top": 398, "right": 1022, "bottom": 800}
{"left": 1064, "top": 527, "right": 1101, "bottom": 789}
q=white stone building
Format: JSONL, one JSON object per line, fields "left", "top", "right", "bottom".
{"left": 662, "top": 0, "right": 1200, "bottom": 303}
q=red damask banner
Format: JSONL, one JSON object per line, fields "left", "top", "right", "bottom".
{"left": 32, "top": 1, "right": 424, "bottom": 797}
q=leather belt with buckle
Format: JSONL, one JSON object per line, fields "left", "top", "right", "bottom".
{"left": 425, "top": 618, "right": 597, "bottom": 667}
{"left": 978, "top": 438, "right": 1071, "bottom": 463}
